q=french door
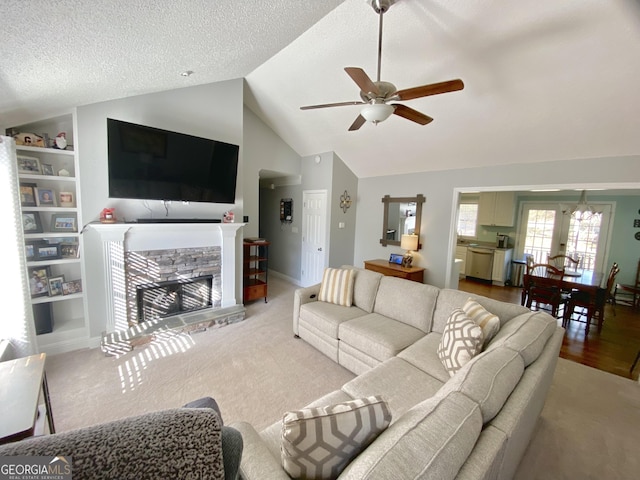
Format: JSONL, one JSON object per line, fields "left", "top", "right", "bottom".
{"left": 517, "top": 202, "right": 613, "bottom": 273}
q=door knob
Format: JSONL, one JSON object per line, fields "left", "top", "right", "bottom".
{"left": 318, "top": 248, "right": 322, "bottom": 251}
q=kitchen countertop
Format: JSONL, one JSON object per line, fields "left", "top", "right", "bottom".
{"left": 456, "top": 240, "right": 512, "bottom": 250}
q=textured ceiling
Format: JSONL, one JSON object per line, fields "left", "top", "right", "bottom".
{"left": 2, "top": 0, "right": 640, "bottom": 179}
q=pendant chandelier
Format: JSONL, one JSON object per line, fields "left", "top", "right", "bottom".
{"left": 563, "top": 190, "right": 600, "bottom": 222}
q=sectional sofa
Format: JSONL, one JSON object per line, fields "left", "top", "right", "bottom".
{"left": 231, "top": 266, "right": 563, "bottom": 480}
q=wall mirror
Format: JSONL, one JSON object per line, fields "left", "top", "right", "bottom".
{"left": 380, "top": 194, "right": 425, "bottom": 247}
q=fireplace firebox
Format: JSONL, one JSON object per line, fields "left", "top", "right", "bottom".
{"left": 136, "top": 275, "right": 213, "bottom": 323}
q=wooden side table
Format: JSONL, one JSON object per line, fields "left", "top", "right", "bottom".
{"left": 0, "top": 353, "right": 55, "bottom": 444}
{"left": 364, "top": 259, "right": 425, "bottom": 283}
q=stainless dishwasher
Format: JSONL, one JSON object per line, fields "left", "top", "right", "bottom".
{"left": 466, "top": 247, "right": 494, "bottom": 281}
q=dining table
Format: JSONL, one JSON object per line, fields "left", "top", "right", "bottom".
{"left": 551, "top": 269, "right": 605, "bottom": 294}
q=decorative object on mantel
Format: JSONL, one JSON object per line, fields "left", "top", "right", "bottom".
{"left": 340, "top": 190, "right": 352, "bottom": 213}
{"left": 100, "top": 208, "right": 117, "bottom": 224}
{"left": 561, "top": 190, "right": 601, "bottom": 222}
{"left": 223, "top": 211, "right": 235, "bottom": 223}
{"left": 400, "top": 234, "right": 419, "bottom": 268}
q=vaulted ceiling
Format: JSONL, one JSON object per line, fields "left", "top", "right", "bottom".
{"left": 3, "top": 0, "right": 640, "bottom": 178}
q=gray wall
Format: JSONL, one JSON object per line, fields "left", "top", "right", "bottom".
{"left": 259, "top": 183, "right": 303, "bottom": 283}
{"left": 355, "top": 155, "right": 640, "bottom": 288}
{"left": 329, "top": 152, "right": 358, "bottom": 268}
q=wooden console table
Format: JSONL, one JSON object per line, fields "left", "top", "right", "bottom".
{"left": 0, "top": 353, "right": 55, "bottom": 444}
{"left": 364, "top": 259, "right": 425, "bottom": 283}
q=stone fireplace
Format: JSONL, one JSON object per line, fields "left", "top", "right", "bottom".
{"left": 87, "top": 222, "right": 245, "bottom": 355}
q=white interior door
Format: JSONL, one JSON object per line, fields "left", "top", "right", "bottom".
{"left": 301, "top": 190, "right": 328, "bottom": 287}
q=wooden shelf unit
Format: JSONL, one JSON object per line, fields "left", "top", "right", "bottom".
{"left": 243, "top": 240, "right": 270, "bottom": 303}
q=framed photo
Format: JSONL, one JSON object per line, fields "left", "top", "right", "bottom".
{"left": 62, "top": 279, "right": 82, "bottom": 296}
{"left": 48, "top": 276, "right": 65, "bottom": 297}
{"left": 58, "top": 191, "right": 74, "bottom": 207}
{"left": 25, "top": 243, "right": 36, "bottom": 261}
{"left": 41, "top": 163, "right": 55, "bottom": 176}
{"left": 36, "top": 244, "right": 61, "bottom": 260}
{"left": 28, "top": 266, "right": 51, "bottom": 297}
{"left": 17, "top": 155, "right": 41, "bottom": 174}
{"left": 19, "top": 182, "right": 37, "bottom": 206}
{"left": 22, "top": 212, "right": 43, "bottom": 233}
{"left": 35, "top": 187, "right": 56, "bottom": 206}
{"left": 50, "top": 213, "right": 77, "bottom": 233}
{"left": 389, "top": 253, "right": 403, "bottom": 265}
{"left": 60, "top": 242, "right": 80, "bottom": 259}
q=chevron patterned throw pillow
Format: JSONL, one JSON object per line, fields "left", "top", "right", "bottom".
{"left": 281, "top": 395, "right": 391, "bottom": 480}
{"left": 438, "top": 308, "right": 484, "bottom": 377}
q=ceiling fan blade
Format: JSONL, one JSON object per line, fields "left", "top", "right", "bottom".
{"left": 392, "top": 104, "right": 434, "bottom": 125}
{"left": 396, "top": 79, "right": 464, "bottom": 101}
{"left": 300, "top": 100, "right": 365, "bottom": 110}
{"left": 344, "top": 67, "right": 380, "bottom": 96}
{"left": 348, "top": 114, "right": 367, "bottom": 131}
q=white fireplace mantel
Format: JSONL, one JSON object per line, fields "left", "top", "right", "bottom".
{"left": 87, "top": 222, "right": 244, "bottom": 333}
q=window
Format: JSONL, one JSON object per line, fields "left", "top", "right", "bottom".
{"left": 457, "top": 203, "right": 478, "bottom": 237}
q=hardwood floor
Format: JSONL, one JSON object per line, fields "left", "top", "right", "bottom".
{"left": 458, "top": 278, "right": 640, "bottom": 381}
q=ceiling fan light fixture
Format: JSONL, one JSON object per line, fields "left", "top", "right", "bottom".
{"left": 361, "top": 103, "right": 394, "bottom": 123}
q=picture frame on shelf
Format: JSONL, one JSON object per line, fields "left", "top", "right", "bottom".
{"left": 17, "top": 155, "right": 41, "bottom": 174}
{"left": 28, "top": 266, "right": 50, "bottom": 297}
{"left": 25, "top": 243, "right": 35, "bottom": 261}
{"left": 62, "top": 279, "right": 82, "bottom": 295}
{"left": 35, "top": 187, "right": 56, "bottom": 206}
{"left": 19, "top": 182, "right": 37, "bottom": 206}
{"left": 60, "top": 242, "right": 79, "bottom": 259}
{"left": 58, "top": 191, "right": 74, "bottom": 207}
{"left": 22, "top": 212, "right": 43, "bottom": 233}
{"left": 41, "top": 163, "right": 55, "bottom": 176}
{"left": 48, "top": 276, "right": 65, "bottom": 297}
{"left": 36, "top": 244, "right": 61, "bottom": 260}
{"left": 50, "top": 213, "right": 77, "bottom": 233}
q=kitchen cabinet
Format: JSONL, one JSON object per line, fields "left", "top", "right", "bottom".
{"left": 492, "top": 248, "right": 513, "bottom": 286}
{"left": 477, "top": 192, "right": 516, "bottom": 227}
{"left": 455, "top": 246, "right": 468, "bottom": 277}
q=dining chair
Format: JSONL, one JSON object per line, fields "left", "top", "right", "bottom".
{"left": 547, "top": 254, "right": 580, "bottom": 271}
{"left": 564, "top": 262, "right": 620, "bottom": 334}
{"left": 524, "top": 264, "right": 567, "bottom": 318}
{"left": 615, "top": 258, "right": 640, "bottom": 310}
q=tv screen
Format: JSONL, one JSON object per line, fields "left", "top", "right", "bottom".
{"left": 107, "top": 118, "right": 239, "bottom": 204}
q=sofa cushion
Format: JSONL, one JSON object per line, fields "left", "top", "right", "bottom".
{"left": 485, "top": 311, "right": 557, "bottom": 366}
{"left": 462, "top": 297, "right": 501, "bottom": 348}
{"left": 437, "top": 346, "right": 525, "bottom": 424}
{"left": 318, "top": 268, "right": 355, "bottom": 307}
{"left": 338, "top": 391, "right": 482, "bottom": 480}
{"left": 438, "top": 308, "right": 484, "bottom": 377}
{"left": 300, "top": 302, "right": 367, "bottom": 339}
{"left": 372, "top": 276, "right": 440, "bottom": 332}
{"left": 342, "top": 357, "right": 445, "bottom": 421}
{"left": 341, "top": 266, "right": 383, "bottom": 313}
{"left": 397, "top": 332, "right": 451, "bottom": 382}
{"left": 281, "top": 396, "right": 391, "bottom": 480}
{"left": 339, "top": 313, "right": 425, "bottom": 362}
{"left": 432, "top": 289, "right": 530, "bottom": 334}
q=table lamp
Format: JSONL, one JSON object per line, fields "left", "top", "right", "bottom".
{"left": 401, "top": 234, "right": 419, "bottom": 268}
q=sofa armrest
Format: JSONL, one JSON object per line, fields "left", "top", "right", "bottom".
{"left": 293, "top": 284, "right": 321, "bottom": 335}
{"left": 0, "top": 408, "right": 225, "bottom": 480}
{"left": 230, "top": 421, "right": 291, "bottom": 480}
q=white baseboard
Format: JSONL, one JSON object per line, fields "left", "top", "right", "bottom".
{"left": 269, "top": 269, "right": 303, "bottom": 287}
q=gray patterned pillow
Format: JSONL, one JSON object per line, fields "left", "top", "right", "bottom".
{"left": 281, "top": 396, "right": 391, "bottom": 480}
{"left": 438, "top": 308, "right": 484, "bottom": 377}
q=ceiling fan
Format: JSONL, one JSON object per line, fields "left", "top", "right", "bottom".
{"left": 300, "top": 0, "right": 464, "bottom": 131}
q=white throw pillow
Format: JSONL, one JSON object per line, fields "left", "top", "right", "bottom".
{"left": 281, "top": 395, "right": 391, "bottom": 480}
{"left": 318, "top": 268, "right": 355, "bottom": 307}
{"left": 438, "top": 308, "right": 484, "bottom": 377}
{"left": 462, "top": 298, "right": 501, "bottom": 349}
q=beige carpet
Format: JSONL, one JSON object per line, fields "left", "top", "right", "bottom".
{"left": 46, "top": 276, "right": 640, "bottom": 479}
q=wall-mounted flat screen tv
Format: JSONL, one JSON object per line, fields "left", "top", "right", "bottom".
{"left": 107, "top": 118, "right": 239, "bottom": 204}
